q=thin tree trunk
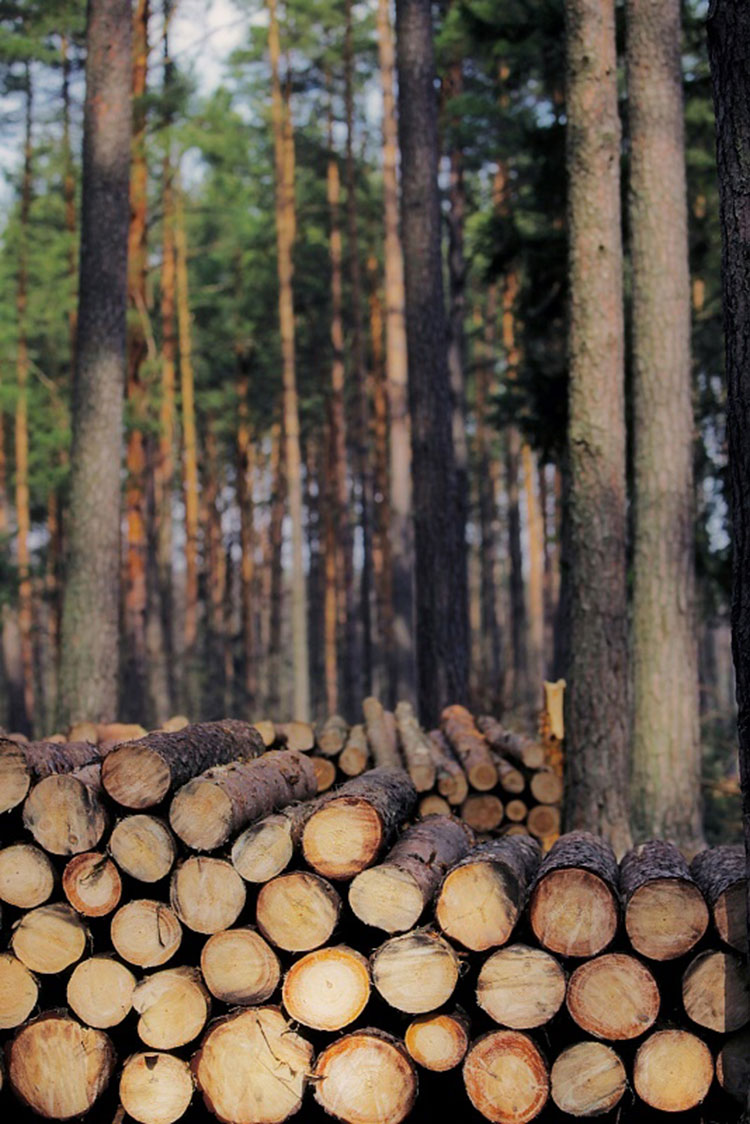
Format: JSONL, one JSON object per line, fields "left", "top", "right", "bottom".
{"left": 267, "top": 420, "right": 284, "bottom": 715}
{"left": 268, "top": 0, "right": 309, "bottom": 720}
{"left": 564, "top": 0, "right": 631, "bottom": 854}
{"left": 323, "top": 406, "right": 339, "bottom": 715}
{"left": 523, "top": 442, "right": 545, "bottom": 707}
{"left": 377, "top": 0, "right": 415, "bottom": 706}
{"left": 203, "top": 422, "right": 226, "bottom": 718}
{"left": 236, "top": 353, "right": 257, "bottom": 706}
{"left": 627, "top": 0, "right": 702, "bottom": 849}
{"left": 59, "top": 0, "right": 132, "bottom": 726}
{"left": 304, "top": 435, "right": 325, "bottom": 719}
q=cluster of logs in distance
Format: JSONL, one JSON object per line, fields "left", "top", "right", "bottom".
{"left": 0, "top": 708, "right": 746, "bottom": 1123}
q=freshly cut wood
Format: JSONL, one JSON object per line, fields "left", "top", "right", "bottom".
{"left": 120, "top": 1052, "right": 194, "bottom": 1124}
{"left": 477, "top": 715, "right": 545, "bottom": 770}
{"left": 101, "top": 719, "right": 265, "bottom": 809}
{"left": 282, "top": 945, "right": 370, "bottom": 1030}
{"left": 492, "top": 753, "right": 526, "bottom": 795}
{"left": 109, "top": 815, "right": 177, "bottom": 882}
{"left": 529, "top": 832, "right": 619, "bottom": 958}
{"left": 550, "top": 1041, "right": 626, "bottom": 1117}
{"left": 231, "top": 804, "right": 308, "bottom": 883}
{"left": 0, "top": 737, "right": 100, "bottom": 814}
{"left": 62, "top": 852, "right": 122, "bottom": 916}
{"left": 441, "top": 705, "right": 498, "bottom": 791}
{"left": 66, "top": 956, "right": 136, "bottom": 1028}
{"left": 566, "top": 953, "right": 660, "bottom": 1040}
{"left": 633, "top": 1029, "right": 713, "bottom": 1112}
{"left": 529, "top": 768, "right": 564, "bottom": 805}
{"left": 23, "top": 763, "right": 107, "bottom": 855}
{"left": 0, "top": 952, "right": 38, "bottom": 1029}
{"left": 313, "top": 1028, "right": 418, "bottom": 1124}
{"left": 460, "top": 794, "right": 504, "bottom": 831}
{"left": 193, "top": 1007, "right": 312, "bottom": 1124}
{"left": 169, "top": 749, "right": 316, "bottom": 851}
{"left": 405, "top": 1011, "right": 469, "bottom": 1072}
{"left": 717, "top": 1028, "right": 750, "bottom": 1102}
{"left": 133, "top": 966, "right": 210, "bottom": 1049}
{"left": 161, "top": 714, "right": 190, "bottom": 732}
{"left": 339, "top": 723, "right": 370, "bottom": 776}
{"left": 253, "top": 719, "right": 277, "bottom": 747}
{"left": 394, "top": 700, "right": 435, "bottom": 791}
{"left": 310, "top": 754, "right": 337, "bottom": 792}
{"left": 68, "top": 721, "right": 98, "bottom": 743}
{"left": 256, "top": 870, "right": 341, "bottom": 951}
{"left": 419, "top": 794, "right": 451, "bottom": 817}
{"left": 275, "top": 720, "right": 315, "bottom": 752}
{"left": 0, "top": 843, "right": 55, "bottom": 908}
{"left": 691, "top": 844, "right": 747, "bottom": 952}
{"left": 111, "top": 899, "right": 182, "bottom": 968}
{"left": 621, "top": 840, "right": 709, "bottom": 960}
{"left": 371, "top": 929, "right": 460, "bottom": 1014}
{"left": 363, "top": 696, "right": 402, "bottom": 768}
{"left": 682, "top": 948, "right": 750, "bottom": 1032}
{"left": 526, "top": 804, "right": 561, "bottom": 841}
{"left": 436, "top": 836, "right": 541, "bottom": 952}
{"left": 170, "top": 856, "right": 246, "bottom": 934}
{"left": 11, "top": 902, "right": 87, "bottom": 974}
{"left": 503, "top": 824, "right": 530, "bottom": 837}
{"left": 349, "top": 815, "right": 474, "bottom": 933}
{"left": 504, "top": 799, "right": 528, "bottom": 823}
{"left": 302, "top": 767, "right": 417, "bottom": 879}
{"left": 9, "top": 1013, "right": 115, "bottom": 1120}
{"left": 428, "top": 729, "right": 469, "bottom": 804}
{"left": 316, "top": 713, "right": 349, "bottom": 756}
{"left": 463, "top": 1030, "right": 549, "bottom": 1123}
{"left": 97, "top": 722, "right": 147, "bottom": 746}
{"left": 200, "top": 927, "right": 280, "bottom": 1005}
{"left": 477, "top": 944, "right": 566, "bottom": 1029}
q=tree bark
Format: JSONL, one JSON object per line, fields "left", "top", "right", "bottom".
{"left": 620, "top": 839, "right": 709, "bottom": 960}
{"left": 691, "top": 844, "right": 747, "bottom": 952}
{"left": 563, "top": 0, "right": 630, "bottom": 854}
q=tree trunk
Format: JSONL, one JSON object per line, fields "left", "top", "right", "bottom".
{"left": 522, "top": 442, "right": 545, "bottom": 702}
{"left": 563, "top": 0, "right": 631, "bottom": 854}
{"left": 236, "top": 354, "right": 257, "bottom": 706}
{"left": 59, "top": 0, "right": 132, "bottom": 726}
{"left": 376, "top": 0, "right": 415, "bottom": 706}
{"left": 268, "top": 0, "right": 309, "bottom": 720}
{"left": 267, "top": 419, "right": 284, "bottom": 714}
{"left": 203, "top": 422, "right": 227, "bottom": 718}
{"left": 395, "top": 0, "right": 468, "bottom": 724}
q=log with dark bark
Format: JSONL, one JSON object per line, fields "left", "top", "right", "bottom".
{"left": 200, "top": 927, "right": 280, "bottom": 1005}
{"left": 477, "top": 714, "right": 545, "bottom": 770}
{"left": 256, "top": 870, "right": 341, "bottom": 951}
{"left": 717, "top": 1028, "right": 750, "bottom": 1103}
{"left": 682, "top": 948, "right": 750, "bottom": 1033}
{"left": 275, "top": 721, "right": 315, "bottom": 752}
{"left": 192, "top": 1007, "right": 313, "bottom": 1124}
{"left": 8, "top": 1013, "right": 116, "bottom": 1120}
{"left": 436, "top": 835, "right": 541, "bottom": 951}
{"left": 0, "top": 737, "right": 102, "bottom": 814}
{"left": 316, "top": 713, "right": 349, "bottom": 756}
{"left": 633, "top": 1029, "right": 713, "bottom": 1111}
{"left": 529, "top": 831, "right": 619, "bottom": 957}
{"left": 132, "top": 966, "right": 211, "bottom": 1049}
{"left": 66, "top": 955, "right": 136, "bottom": 1028}
{"left": 282, "top": 944, "right": 371, "bottom": 1030}
{"left": 62, "top": 851, "right": 122, "bottom": 916}
{"left": 338, "top": 723, "right": 370, "bottom": 776}
{"left": 170, "top": 856, "right": 246, "bottom": 934}
{"left": 404, "top": 1010, "right": 469, "bottom": 1072}
{"left": 0, "top": 842, "right": 55, "bottom": 908}
{"left": 371, "top": 928, "right": 460, "bottom": 1014}
{"left": 302, "top": 767, "right": 417, "bottom": 879}
{"left": 395, "top": 700, "right": 436, "bottom": 791}
{"left": 110, "top": 899, "right": 182, "bottom": 968}
{"left": 566, "top": 952, "right": 660, "bottom": 1040}
{"left": 691, "top": 843, "right": 747, "bottom": 952}
{"left": 492, "top": 752, "right": 526, "bottom": 795}
{"left": 0, "top": 952, "right": 38, "bottom": 1029}
{"left": 23, "top": 762, "right": 107, "bottom": 855}
{"left": 169, "top": 749, "right": 316, "bottom": 851}
{"left": 427, "top": 729, "right": 469, "bottom": 804}
{"left": 119, "top": 1052, "right": 194, "bottom": 1124}
{"left": 363, "top": 696, "right": 402, "bottom": 769}
{"left": 476, "top": 943, "right": 566, "bottom": 1029}
{"left": 313, "top": 1028, "right": 418, "bottom": 1124}
{"left": 231, "top": 803, "right": 309, "bottom": 883}
{"left": 108, "top": 814, "right": 176, "bottom": 882}
{"left": 11, "top": 901, "right": 88, "bottom": 974}
{"left": 101, "top": 719, "right": 265, "bottom": 808}
{"left": 349, "top": 814, "right": 474, "bottom": 933}
{"left": 550, "top": 1041, "right": 626, "bottom": 1116}
{"left": 463, "top": 1029, "right": 549, "bottom": 1123}
{"left": 620, "top": 839, "right": 709, "bottom": 960}
{"left": 441, "top": 705, "right": 498, "bottom": 790}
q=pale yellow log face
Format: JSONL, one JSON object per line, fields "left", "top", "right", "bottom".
{"left": 67, "top": 957, "right": 136, "bottom": 1028}
{"left": 405, "top": 1013, "right": 469, "bottom": 1072}
{"left": 9, "top": 1015, "right": 115, "bottom": 1120}
{"left": 0, "top": 741, "right": 31, "bottom": 813}
{"left": 463, "top": 1030, "right": 549, "bottom": 1124}
{"left": 111, "top": 899, "right": 182, "bottom": 968}
{"left": 23, "top": 774, "right": 106, "bottom": 855}
{"left": 625, "top": 878, "right": 709, "bottom": 960}
{"left": 170, "top": 779, "right": 233, "bottom": 850}
{"left": 349, "top": 865, "right": 423, "bottom": 933}
{"left": 120, "top": 1052, "right": 194, "bottom": 1124}
{"left": 566, "top": 952, "right": 660, "bottom": 1039}
{"left": 109, "top": 815, "right": 176, "bottom": 882}
{"left": 170, "top": 857, "right": 246, "bottom": 934}
{"left": 133, "top": 967, "right": 210, "bottom": 1049}
{"left": 12, "top": 903, "right": 87, "bottom": 974}
{"left": 102, "top": 745, "right": 171, "bottom": 808}
{"left": 371, "top": 930, "right": 459, "bottom": 1014}
{"left": 477, "top": 944, "right": 566, "bottom": 1029}
{"left": 530, "top": 869, "right": 617, "bottom": 958}
{"left": 256, "top": 872, "right": 339, "bottom": 952}
{"left": 0, "top": 843, "right": 55, "bottom": 908}
{"left": 0, "top": 952, "right": 38, "bottom": 1029}
{"left": 201, "top": 928, "right": 280, "bottom": 1004}
{"left": 436, "top": 862, "right": 518, "bottom": 951}
{"left": 282, "top": 946, "right": 370, "bottom": 1031}
{"left": 634, "top": 1030, "right": 713, "bottom": 1112}
{"left": 231, "top": 816, "right": 294, "bottom": 883}
{"left": 303, "top": 799, "right": 383, "bottom": 879}
{"left": 551, "top": 1042, "right": 626, "bottom": 1116}
{"left": 314, "top": 1033, "right": 417, "bottom": 1124}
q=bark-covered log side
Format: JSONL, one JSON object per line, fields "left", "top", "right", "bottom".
{"left": 476, "top": 715, "right": 545, "bottom": 770}
{"left": 532, "top": 830, "right": 619, "bottom": 891}
{"left": 395, "top": 700, "right": 436, "bottom": 791}
{"left": 363, "top": 696, "right": 402, "bottom": 769}
{"left": 0, "top": 738, "right": 103, "bottom": 814}
{"left": 427, "top": 729, "right": 469, "bottom": 804}
{"left": 304, "top": 767, "right": 417, "bottom": 842}
{"left": 440, "top": 705, "right": 497, "bottom": 790}
{"left": 691, "top": 843, "right": 745, "bottom": 905}
{"left": 338, "top": 723, "right": 370, "bottom": 776}
{"left": 620, "top": 838, "right": 695, "bottom": 899}
{"left": 316, "top": 714, "right": 349, "bottom": 757}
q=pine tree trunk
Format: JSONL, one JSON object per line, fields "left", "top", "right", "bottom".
{"left": 395, "top": 0, "right": 468, "bottom": 724}
{"left": 323, "top": 406, "right": 339, "bottom": 716}
{"left": 203, "top": 423, "right": 227, "bottom": 718}
{"left": 523, "top": 442, "right": 545, "bottom": 704}
{"left": 627, "top": 0, "right": 702, "bottom": 850}
{"left": 59, "top": 0, "right": 132, "bottom": 726}
{"left": 502, "top": 269, "right": 528, "bottom": 711}
{"left": 236, "top": 355, "right": 257, "bottom": 705}
{"left": 267, "top": 419, "right": 284, "bottom": 714}
{"left": 563, "top": 0, "right": 631, "bottom": 854}
{"left": 376, "top": 0, "right": 415, "bottom": 707}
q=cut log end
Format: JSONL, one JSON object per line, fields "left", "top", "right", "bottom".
{"left": 0, "top": 843, "right": 55, "bottom": 909}
{"left": 231, "top": 814, "right": 294, "bottom": 883}
{"left": 436, "top": 861, "right": 519, "bottom": 952}
{"left": 550, "top": 1041, "right": 626, "bottom": 1117}
{"left": 0, "top": 952, "right": 38, "bottom": 1029}
{"left": 9, "top": 1014, "right": 116, "bottom": 1120}
{"left": 530, "top": 869, "right": 618, "bottom": 958}
{"left": 566, "top": 953, "right": 660, "bottom": 1040}
{"left": 23, "top": 771, "right": 106, "bottom": 855}
{"left": 625, "top": 878, "right": 709, "bottom": 961}
{"left": 110, "top": 899, "right": 182, "bottom": 968}
{"left": 633, "top": 1029, "right": 713, "bottom": 1112}
{"left": 310, "top": 755, "right": 337, "bottom": 793}
{"left": 133, "top": 966, "right": 210, "bottom": 1049}
{"left": 405, "top": 1012, "right": 469, "bottom": 1072}
{"left": 349, "top": 864, "right": 426, "bottom": 934}
{"left": 371, "top": 930, "right": 459, "bottom": 1015}
{"left": 314, "top": 1029, "right": 418, "bottom": 1124}
{"left": 11, "top": 902, "right": 88, "bottom": 975}
{"left": 682, "top": 948, "right": 750, "bottom": 1033}
{"left": 715, "top": 881, "right": 747, "bottom": 952}
{"left": 169, "top": 778, "right": 234, "bottom": 850}
{"left": 109, "top": 815, "right": 176, "bottom": 883}
{"left": 201, "top": 927, "right": 280, "bottom": 1005}
{"left": 282, "top": 945, "right": 370, "bottom": 1031}
{"left": 256, "top": 871, "right": 341, "bottom": 952}
{"left": 119, "top": 1052, "right": 194, "bottom": 1124}
{"left": 477, "top": 944, "right": 566, "bottom": 1029}
{"left": 63, "top": 852, "right": 122, "bottom": 916}
{"left": 170, "top": 856, "right": 246, "bottom": 934}
{"left": 463, "top": 1030, "right": 549, "bottom": 1124}
{"left": 460, "top": 794, "right": 504, "bottom": 832}
{"left": 66, "top": 956, "right": 137, "bottom": 1028}
{"left": 102, "top": 745, "right": 172, "bottom": 809}
{"left": 0, "top": 740, "right": 31, "bottom": 813}
{"left": 303, "top": 797, "right": 383, "bottom": 879}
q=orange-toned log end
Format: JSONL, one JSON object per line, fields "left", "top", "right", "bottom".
{"left": 201, "top": 927, "right": 280, "bottom": 1005}
{"left": 682, "top": 949, "right": 750, "bottom": 1033}
{"left": 310, "top": 755, "right": 337, "bottom": 793}
{"left": 633, "top": 1029, "right": 713, "bottom": 1112}
{"left": 405, "top": 1011, "right": 469, "bottom": 1072}
{"left": 566, "top": 953, "right": 660, "bottom": 1040}
{"left": 63, "top": 852, "right": 122, "bottom": 917}
{"left": 102, "top": 745, "right": 171, "bottom": 809}
{"left": 193, "top": 1007, "right": 312, "bottom": 1124}
{"left": 119, "top": 1052, "right": 194, "bottom": 1124}
{"left": 550, "top": 1041, "right": 626, "bottom": 1117}
{"left": 302, "top": 797, "right": 383, "bottom": 879}
{"left": 717, "top": 1028, "right": 750, "bottom": 1102}
{"left": 529, "top": 869, "right": 618, "bottom": 958}
{"left": 463, "top": 1030, "right": 549, "bottom": 1123}
{"left": 477, "top": 944, "right": 565, "bottom": 1029}
{"left": 9, "top": 1013, "right": 116, "bottom": 1120}
{"left": 282, "top": 945, "right": 370, "bottom": 1031}
{"left": 460, "top": 794, "right": 504, "bottom": 832}
{"left": 314, "top": 1028, "right": 418, "bottom": 1124}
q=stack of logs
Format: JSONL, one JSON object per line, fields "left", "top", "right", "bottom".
{"left": 0, "top": 716, "right": 746, "bottom": 1123}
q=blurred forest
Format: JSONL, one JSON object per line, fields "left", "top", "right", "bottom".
{"left": 0, "top": 0, "right": 739, "bottom": 841}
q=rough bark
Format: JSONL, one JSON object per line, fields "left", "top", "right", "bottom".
{"left": 620, "top": 839, "right": 709, "bottom": 960}
{"left": 0, "top": 737, "right": 102, "bottom": 813}
{"left": 441, "top": 705, "right": 497, "bottom": 791}
{"left": 529, "top": 831, "right": 619, "bottom": 957}
{"left": 691, "top": 844, "right": 747, "bottom": 951}
{"left": 477, "top": 715, "right": 545, "bottom": 769}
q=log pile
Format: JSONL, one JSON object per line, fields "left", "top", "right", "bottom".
{"left": 0, "top": 716, "right": 745, "bottom": 1123}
